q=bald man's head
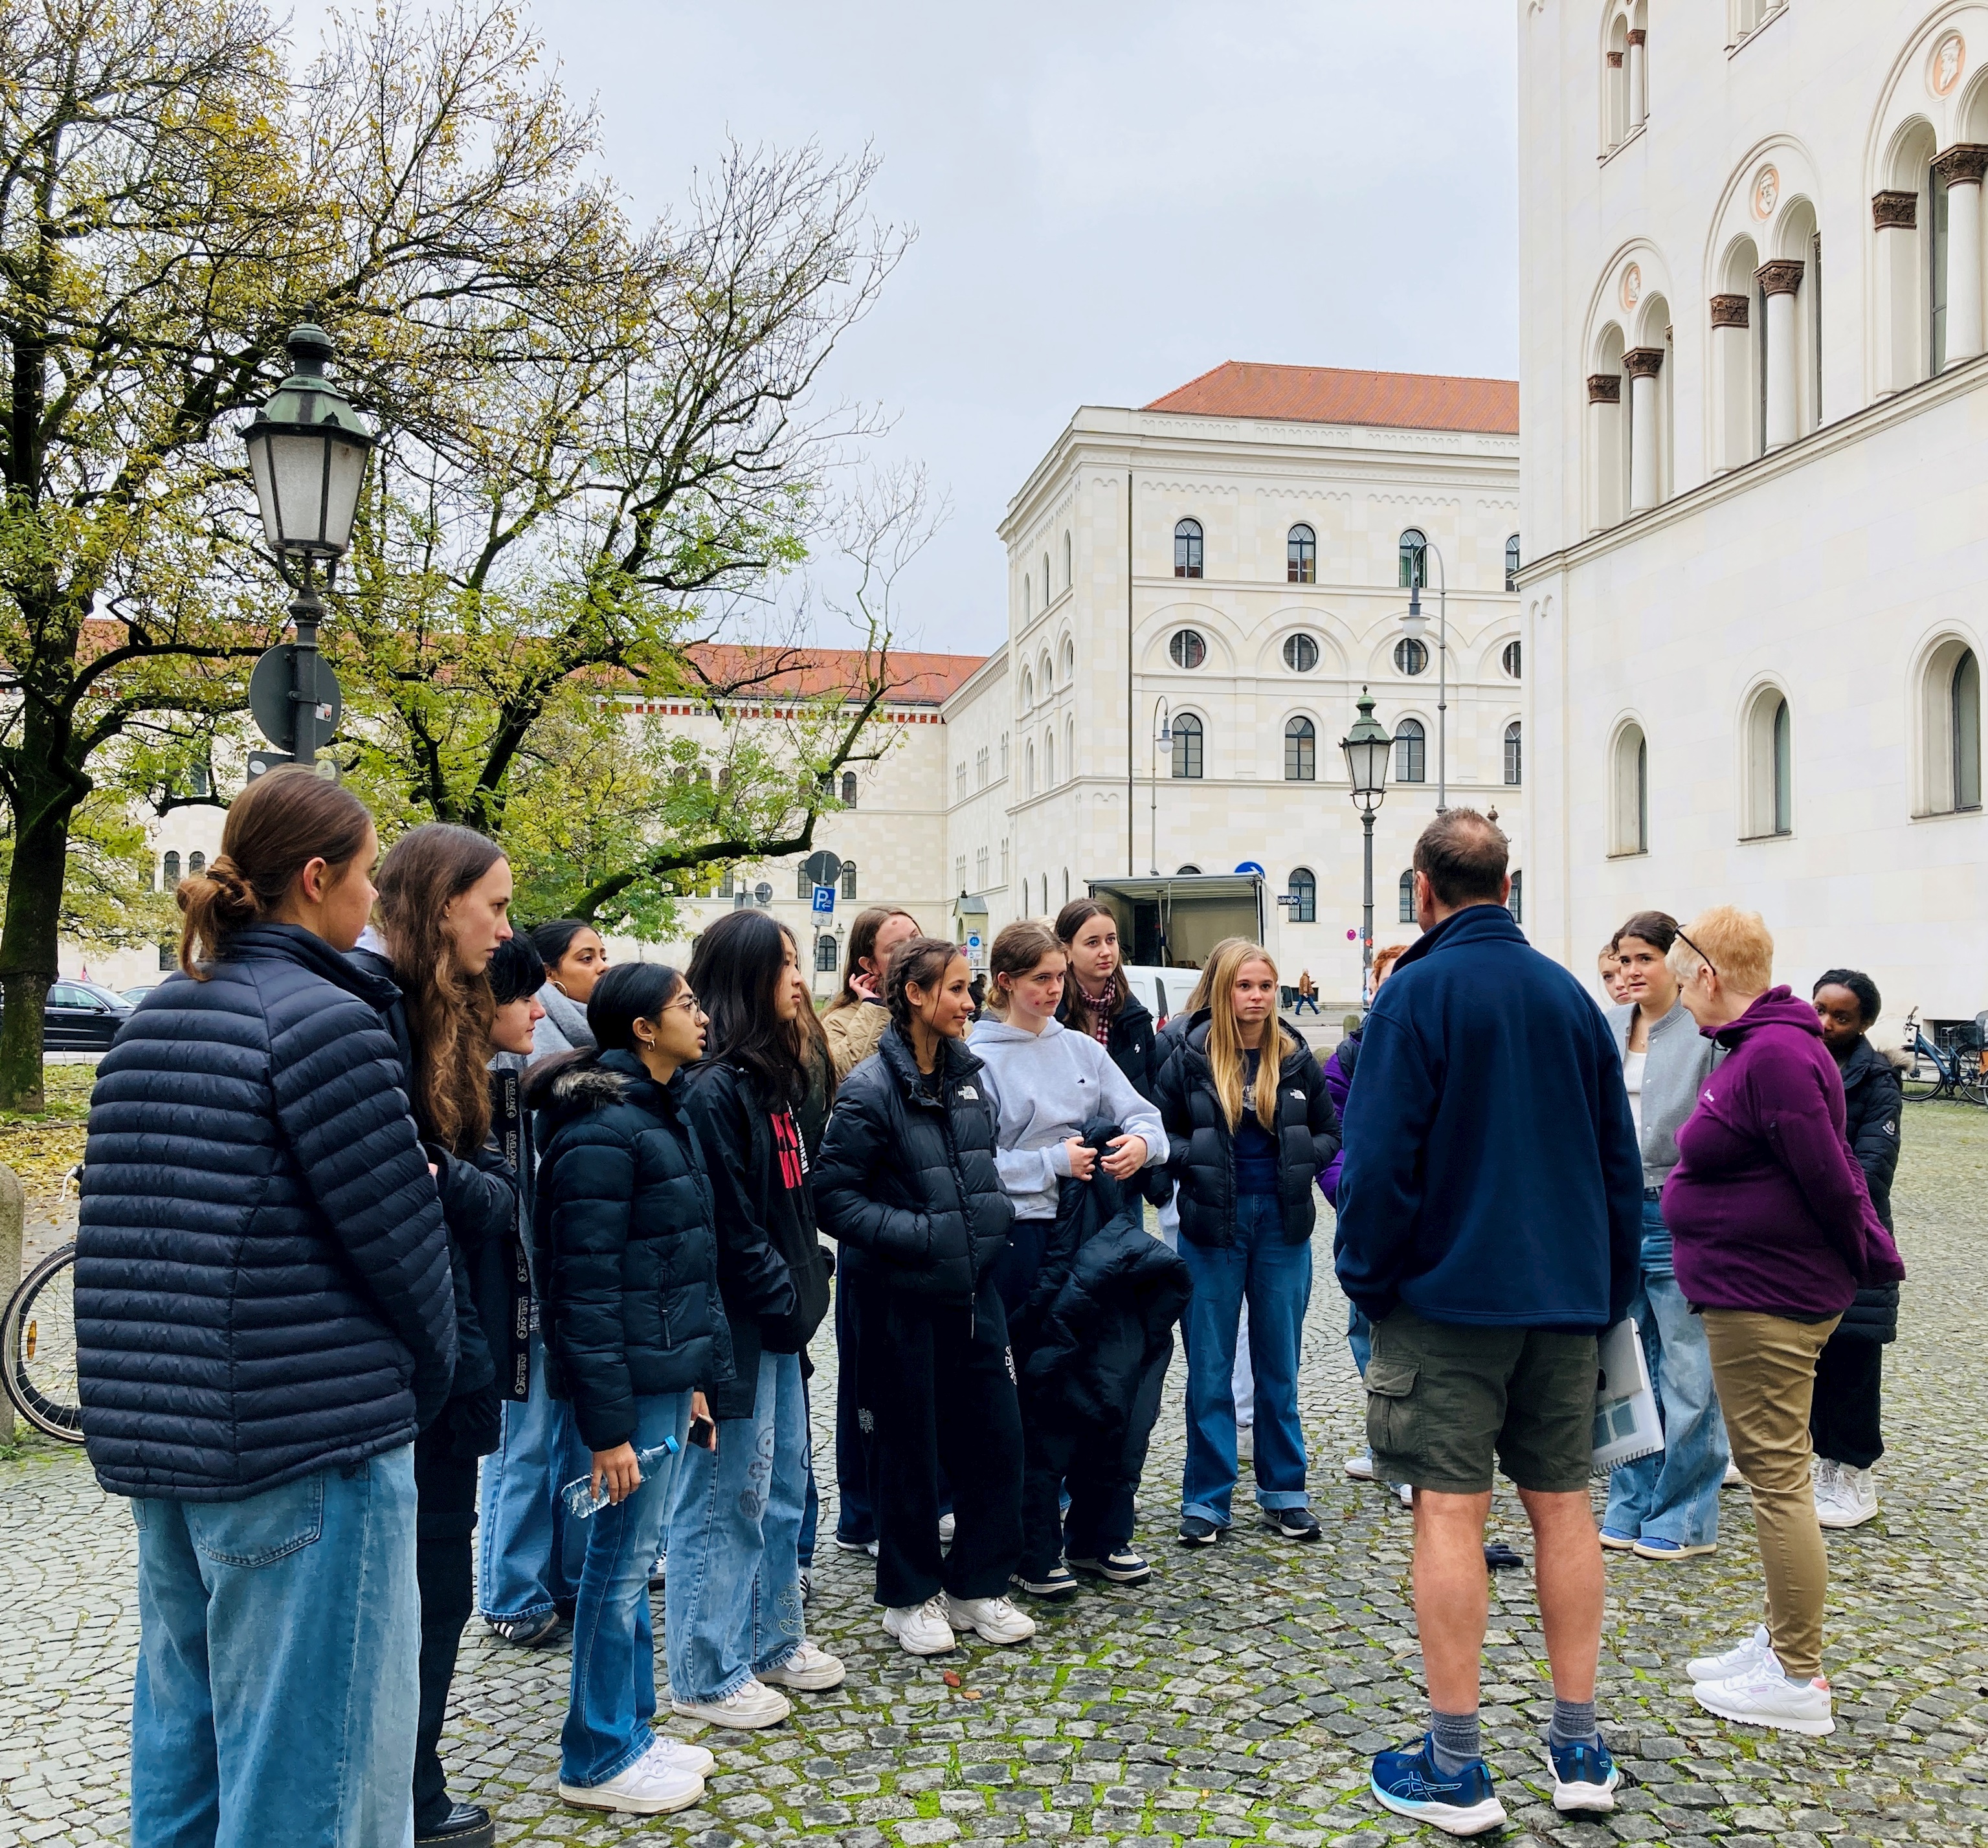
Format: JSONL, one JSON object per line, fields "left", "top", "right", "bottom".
{"left": 1413, "top": 808, "right": 1510, "bottom": 910}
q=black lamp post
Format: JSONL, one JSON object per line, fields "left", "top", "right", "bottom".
{"left": 243, "top": 325, "right": 374, "bottom": 766}
{"left": 1340, "top": 687, "right": 1393, "bottom": 996}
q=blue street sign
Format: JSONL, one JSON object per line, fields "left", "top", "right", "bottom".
{"left": 1234, "top": 860, "right": 1266, "bottom": 876}
{"left": 811, "top": 884, "right": 836, "bottom": 916}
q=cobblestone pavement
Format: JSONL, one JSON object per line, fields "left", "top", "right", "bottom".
{"left": 6, "top": 1108, "right": 1988, "bottom": 1847}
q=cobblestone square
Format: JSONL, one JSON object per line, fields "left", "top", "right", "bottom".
{"left": 6, "top": 1108, "right": 1987, "bottom": 1847}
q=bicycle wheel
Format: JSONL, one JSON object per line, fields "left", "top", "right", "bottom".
{"left": 2, "top": 1244, "right": 84, "bottom": 1443}
{"left": 1899, "top": 1056, "right": 1950, "bottom": 1102}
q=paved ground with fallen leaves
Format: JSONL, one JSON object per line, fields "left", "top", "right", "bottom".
{"left": 5, "top": 1102, "right": 1988, "bottom": 1846}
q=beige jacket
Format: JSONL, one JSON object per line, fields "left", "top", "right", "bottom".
{"left": 823, "top": 999, "right": 890, "bottom": 1081}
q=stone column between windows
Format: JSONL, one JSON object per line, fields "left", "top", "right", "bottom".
{"left": 1710, "top": 293, "right": 1750, "bottom": 469}
{"left": 1624, "top": 347, "right": 1664, "bottom": 513}
{"left": 1934, "top": 145, "right": 1988, "bottom": 368}
{"left": 1871, "top": 190, "right": 1920, "bottom": 395}
{"left": 1756, "top": 259, "right": 1805, "bottom": 451}
{"left": 1605, "top": 50, "right": 1624, "bottom": 148}
{"left": 1586, "top": 372, "right": 1622, "bottom": 531}
{"left": 1626, "top": 28, "right": 1647, "bottom": 129}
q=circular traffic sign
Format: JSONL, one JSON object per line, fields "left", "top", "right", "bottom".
{"left": 249, "top": 643, "right": 342, "bottom": 755}
{"left": 801, "top": 850, "right": 843, "bottom": 887}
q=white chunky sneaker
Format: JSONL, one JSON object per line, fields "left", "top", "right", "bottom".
{"left": 944, "top": 1592, "right": 1037, "bottom": 1645}
{"left": 559, "top": 1755, "right": 704, "bottom": 1814}
{"left": 757, "top": 1640, "right": 846, "bottom": 1690}
{"left": 642, "top": 1733, "right": 715, "bottom": 1777}
{"left": 884, "top": 1596, "right": 957, "bottom": 1656}
{"left": 1343, "top": 1449, "right": 1376, "bottom": 1482}
{"left": 1723, "top": 1457, "right": 1745, "bottom": 1487}
{"left": 670, "top": 1679, "right": 791, "bottom": 1729}
{"left": 1816, "top": 1463, "right": 1878, "bottom": 1530}
{"left": 1686, "top": 1623, "right": 1772, "bottom": 1685}
{"left": 1693, "top": 1654, "right": 1835, "bottom": 1736}
{"left": 938, "top": 1511, "right": 957, "bottom": 1546}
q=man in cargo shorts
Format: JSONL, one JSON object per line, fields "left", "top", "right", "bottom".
{"left": 1335, "top": 810, "right": 1642, "bottom": 1838}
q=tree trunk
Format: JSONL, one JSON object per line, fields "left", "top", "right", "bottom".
{"left": 0, "top": 723, "right": 85, "bottom": 1113}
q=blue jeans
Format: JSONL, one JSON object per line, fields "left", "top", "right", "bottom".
{"left": 665, "top": 1348, "right": 808, "bottom": 1703}
{"left": 478, "top": 1331, "right": 588, "bottom": 1623}
{"left": 1603, "top": 1203, "right": 1728, "bottom": 1548}
{"left": 131, "top": 1447, "right": 419, "bottom": 1848}
{"left": 562, "top": 1392, "right": 691, "bottom": 1787}
{"left": 1347, "top": 1301, "right": 1374, "bottom": 1377}
{"left": 1180, "top": 1194, "right": 1313, "bottom": 1526}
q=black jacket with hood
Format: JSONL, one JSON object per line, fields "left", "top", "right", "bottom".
{"left": 1154, "top": 1009, "right": 1341, "bottom": 1248}
{"left": 1833, "top": 1034, "right": 1906, "bottom": 1342}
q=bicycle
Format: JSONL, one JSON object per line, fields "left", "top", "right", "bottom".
{"left": 2, "top": 1164, "right": 84, "bottom": 1443}
{"left": 1897, "top": 1008, "right": 1987, "bottom": 1106}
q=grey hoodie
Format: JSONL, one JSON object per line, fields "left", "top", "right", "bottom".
{"left": 1608, "top": 999, "right": 1716, "bottom": 1190}
{"left": 968, "top": 1015, "right": 1167, "bottom": 1220}
{"left": 533, "top": 983, "right": 596, "bottom": 1060}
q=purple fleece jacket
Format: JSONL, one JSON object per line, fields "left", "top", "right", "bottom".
{"left": 1662, "top": 987, "right": 1905, "bottom": 1317}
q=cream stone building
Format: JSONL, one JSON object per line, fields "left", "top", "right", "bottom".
{"left": 1517, "top": 0, "right": 1988, "bottom": 1029}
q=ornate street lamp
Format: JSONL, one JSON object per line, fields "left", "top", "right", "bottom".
{"left": 1397, "top": 537, "right": 1449, "bottom": 810}
{"left": 1340, "top": 688, "right": 1393, "bottom": 996}
{"left": 243, "top": 325, "right": 374, "bottom": 766}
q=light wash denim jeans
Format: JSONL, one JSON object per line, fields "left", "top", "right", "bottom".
{"left": 1166, "top": 1196, "right": 1256, "bottom": 1422}
{"left": 1603, "top": 1200, "right": 1729, "bottom": 1548}
{"left": 561, "top": 1391, "right": 691, "bottom": 1787}
{"left": 478, "top": 1331, "right": 588, "bottom": 1623}
{"left": 131, "top": 1446, "right": 419, "bottom": 1848}
{"left": 665, "top": 1348, "right": 808, "bottom": 1703}
{"left": 1180, "top": 1194, "right": 1313, "bottom": 1526}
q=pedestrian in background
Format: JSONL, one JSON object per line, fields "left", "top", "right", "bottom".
{"left": 1338, "top": 810, "right": 1640, "bottom": 1834}
{"left": 816, "top": 937, "right": 1033, "bottom": 1656}
{"left": 1663, "top": 912, "right": 1904, "bottom": 1736}
{"left": 1809, "top": 968, "right": 1905, "bottom": 1530}
{"left": 1156, "top": 941, "right": 1339, "bottom": 1548}
{"left": 533, "top": 920, "right": 610, "bottom": 1058}
{"left": 823, "top": 906, "right": 921, "bottom": 1081}
{"left": 1055, "top": 898, "right": 1162, "bottom": 1098}
{"left": 1294, "top": 970, "right": 1321, "bottom": 1015}
{"left": 1600, "top": 912, "right": 1729, "bottom": 1562}
{"left": 78, "top": 769, "right": 456, "bottom": 1848}
{"left": 529, "top": 961, "right": 728, "bottom": 1815}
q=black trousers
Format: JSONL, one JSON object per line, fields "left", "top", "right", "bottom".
{"left": 1810, "top": 1331, "right": 1884, "bottom": 1469}
{"left": 413, "top": 1426, "right": 479, "bottom": 1831}
{"left": 832, "top": 1271, "right": 875, "bottom": 1544}
{"left": 853, "top": 1269, "right": 1023, "bottom": 1609}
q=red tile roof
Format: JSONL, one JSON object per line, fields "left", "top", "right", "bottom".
{"left": 680, "top": 644, "right": 985, "bottom": 707}
{"left": 1144, "top": 362, "right": 1519, "bottom": 435}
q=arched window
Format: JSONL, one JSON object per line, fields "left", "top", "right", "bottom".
{"left": 162, "top": 851, "right": 181, "bottom": 888}
{"left": 841, "top": 769, "right": 858, "bottom": 807}
{"left": 1061, "top": 638, "right": 1075, "bottom": 683}
{"left": 1504, "top": 533, "right": 1521, "bottom": 590}
{"left": 1284, "top": 716, "right": 1316, "bottom": 781}
{"left": 1171, "top": 712, "right": 1204, "bottom": 779}
{"left": 1610, "top": 722, "right": 1649, "bottom": 854}
{"left": 1177, "top": 863, "right": 1203, "bottom": 875}
{"left": 1174, "top": 518, "right": 1203, "bottom": 579}
{"left": 1169, "top": 628, "right": 1207, "bottom": 669}
{"left": 1398, "top": 528, "right": 1429, "bottom": 589}
{"left": 1395, "top": 717, "right": 1426, "bottom": 783}
{"left": 1283, "top": 633, "right": 1319, "bottom": 673}
{"left": 1020, "top": 669, "right": 1033, "bottom": 712}
{"left": 798, "top": 866, "right": 812, "bottom": 900}
{"left": 1508, "top": 871, "right": 1525, "bottom": 926}
{"left": 1288, "top": 867, "right": 1316, "bottom": 923}
{"left": 1772, "top": 698, "right": 1793, "bottom": 834}
{"left": 1743, "top": 688, "right": 1793, "bottom": 838}
{"left": 1954, "top": 649, "right": 1982, "bottom": 811}
{"left": 842, "top": 862, "right": 859, "bottom": 900}
{"left": 1026, "top": 740, "right": 1036, "bottom": 795}
{"left": 1287, "top": 524, "right": 1316, "bottom": 584}
{"left": 1917, "top": 639, "right": 1983, "bottom": 815}
{"left": 1045, "top": 729, "right": 1055, "bottom": 787}
{"left": 1502, "top": 639, "right": 1523, "bottom": 678}
{"left": 1394, "top": 638, "right": 1428, "bottom": 676}
{"left": 1063, "top": 531, "right": 1072, "bottom": 588}
{"left": 1398, "top": 869, "right": 1416, "bottom": 923}
{"left": 1023, "top": 572, "right": 1032, "bottom": 619}
{"left": 1503, "top": 721, "right": 1523, "bottom": 786}
{"left": 816, "top": 935, "right": 838, "bottom": 974}
{"left": 1042, "top": 552, "right": 1051, "bottom": 607}
{"left": 188, "top": 851, "right": 207, "bottom": 875}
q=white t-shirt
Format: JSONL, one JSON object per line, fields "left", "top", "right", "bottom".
{"left": 1622, "top": 1048, "right": 1647, "bottom": 1139}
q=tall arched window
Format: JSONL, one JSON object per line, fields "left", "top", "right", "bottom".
{"left": 798, "top": 866, "right": 812, "bottom": 900}
{"left": 1398, "top": 528, "right": 1429, "bottom": 589}
{"left": 1610, "top": 722, "right": 1649, "bottom": 854}
{"left": 816, "top": 935, "right": 838, "bottom": 973}
{"left": 1504, "top": 534, "right": 1521, "bottom": 591}
{"left": 1917, "top": 638, "right": 1982, "bottom": 815}
{"left": 1954, "top": 648, "right": 1982, "bottom": 811}
{"left": 1020, "top": 669, "right": 1033, "bottom": 712}
{"left": 1503, "top": 721, "right": 1523, "bottom": 785}
{"left": 1061, "top": 638, "right": 1075, "bottom": 683}
{"left": 1284, "top": 716, "right": 1316, "bottom": 781}
{"left": 188, "top": 851, "right": 207, "bottom": 875}
{"left": 1042, "top": 553, "right": 1051, "bottom": 608}
{"left": 1395, "top": 717, "right": 1426, "bottom": 783}
{"left": 1063, "top": 531, "right": 1072, "bottom": 588}
{"left": 1743, "top": 687, "right": 1793, "bottom": 838}
{"left": 1287, "top": 524, "right": 1316, "bottom": 584}
{"left": 1171, "top": 713, "right": 1204, "bottom": 779}
{"left": 1174, "top": 518, "right": 1203, "bottom": 578}
{"left": 841, "top": 769, "right": 858, "bottom": 807}
{"left": 1772, "top": 697, "right": 1793, "bottom": 834}
{"left": 1508, "top": 871, "right": 1525, "bottom": 926}
{"left": 1288, "top": 867, "right": 1317, "bottom": 923}
{"left": 1026, "top": 740, "right": 1036, "bottom": 796}
{"left": 1398, "top": 870, "right": 1416, "bottom": 923}
{"left": 162, "top": 851, "right": 181, "bottom": 889}
{"left": 842, "top": 862, "right": 859, "bottom": 900}
{"left": 1045, "top": 729, "right": 1055, "bottom": 787}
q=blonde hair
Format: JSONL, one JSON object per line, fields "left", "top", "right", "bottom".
{"left": 984, "top": 920, "right": 1065, "bottom": 1018}
{"left": 1667, "top": 906, "right": 1774, "bottom": 996}
{"left": 1181, "top": 936, "right": 1251, "bottom": 1016}
{"left": 1204, "top": 941, "right": 1289, "bottom": 1134}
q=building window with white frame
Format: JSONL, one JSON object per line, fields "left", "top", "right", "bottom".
{"left": 1503, "top": 720, "right": 1523, "bottom": 786}
{"left": 1000, "top": 733, "right": 1009, "bottom": 779}
{"left": 1918, "top": 640, "right": 1982, "bottom": 815}
{"left": 1287, "top": 524, "right": 1316, "bottom": 584}
{"left": 1610, "top": 722, "right": 1649, "bottom": 855}
{"left": 976, "top": 745, "right": 990, "bottom": 788}
{"left": 1284, "top": 716, "right": 1316, "bottom": 782}
{"left": 956, "top": 853, "right": 968, "bottom": 894}
{"left": 1288, "top": 867, "right": 1316, "bottom": 922}
{"left": 842, "top": 862, "right": 859, "bottom": 900}
{"left": 1174, "top": 518, "right": 1203, "bottom": 579}
{"left": 1398, "top": 528, "right": 1429, "bottom": 589}
{"left": 1169, "top": 628, "right": 1207, "bottom": 669}
{"left": 1504, "top": 534, "right": 1521, "bottom": 591}
{"left": 1283, "top": 632, "right": 1318, "bottom": 673}
{"left": 1398, "top": 869, "right": 1415, "bottom": 923}
{"left": 1395, "top": 717, "right": 1426, "bottom": 783}
{"left": 1742, "top": 689, "right": 1793, "bottom": 838}
{"left": 842, "top": 770, "right": 858, "bottom": 807}
{"left": 976, "top": 846, "right": 990, "bottom": 888}
{"left": 1394, "top": 637, "right": 1428, "bottom": 676}
{"left": 797, "top": 867, "right": 812, "bottom": 900}
{"left": 816, "top": 935, "right": 838, "bottom": 974}
{"left": 1171, "top": 712, "right": 1204, "bottom": 779}
{"left": 1508, "top": 870, "right": 1524, "bottom": 926}
{"left": 955, "top": 761, "right": 967, "bottom": 801}
{"left": 1502, "top": 638, "right": 1522, "bottom": 678}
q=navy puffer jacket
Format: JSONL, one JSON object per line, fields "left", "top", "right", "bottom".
{"left": 528, "top": 1051, "right": 734, "bottom": 1451}
{"left": 75, "top": 924, "right": 458, "bottom": 1501}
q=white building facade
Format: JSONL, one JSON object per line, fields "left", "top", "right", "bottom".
{"left": 1519, "top": 0, "right": 1988, "bottom": 1025}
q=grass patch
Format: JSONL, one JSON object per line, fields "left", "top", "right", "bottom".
{"left": 0, "top": 1061, "right": 95, "bottom": 1213}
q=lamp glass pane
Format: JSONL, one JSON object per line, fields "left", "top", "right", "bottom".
{"left": 247, "top": 434, "right": 282, "bottom": 549}
{"left": 321, "top": 438, "right": 368, "bottom": 552}
{"left": 269, "top": 429, "right": 331, "bottom": 549}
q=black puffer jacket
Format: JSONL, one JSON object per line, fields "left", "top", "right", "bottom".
{"left": 75, "top": 925, "right": 458, "bottom": 1500}
{"left": 528, "top": 1051, "right": 734, "bottom": 1451}
{"left": 816, "top": 1025, "right": 1014, "bottom": 1302}
{"left": 1833, "top": 1035, "right": 1906, "bottom": 1343}
{"left": 1154, "top": 1010, "right": 1342, "bottom": 1248}
{"left": 1058, "top": 984, "right": 1163, "bottom": 1101}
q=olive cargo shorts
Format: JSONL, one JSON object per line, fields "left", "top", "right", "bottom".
{"left": 1367, "top": 1306, "right": 1598, "bottom": 1494}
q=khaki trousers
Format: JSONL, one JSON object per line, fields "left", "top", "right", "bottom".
{"left": 1701, "top": 1309, "right": 1841, "bottom": 1682}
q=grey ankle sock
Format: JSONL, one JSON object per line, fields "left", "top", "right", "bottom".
{"left": 1548, "top": 1697, "right": 1600, "bottom": 1750}
{"left": 1428, "top": 1707, "right": 1481, "bottom": 1776}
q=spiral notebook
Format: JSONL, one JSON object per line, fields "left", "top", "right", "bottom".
{"left": 1592, "top": 1317, "right": 1664, "bottom": 1471}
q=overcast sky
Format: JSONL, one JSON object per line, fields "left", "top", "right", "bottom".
{"left": 315, "top": 3, "right": 1520, "bottom": 656}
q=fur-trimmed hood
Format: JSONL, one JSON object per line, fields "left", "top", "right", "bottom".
{"left": 524, "top": 1049, "right": 674, "bottom": 1129}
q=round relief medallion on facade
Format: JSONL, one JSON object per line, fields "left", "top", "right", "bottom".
{"left": 1752, "top": 165, "right": 1779, "bottom": 219}
{"left": 1932, "top": 32, "right": 1967, "bottom": 97}
{"left": 1620, "top": 262, "right": 1642, "bottom": 310}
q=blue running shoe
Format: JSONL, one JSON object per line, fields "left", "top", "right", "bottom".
{"left": 1368, "top": 1736, "right": 1506, "bottom": 1836}
{"left": 1547, "top": 1735, "right": 1622, "bottom": 1814}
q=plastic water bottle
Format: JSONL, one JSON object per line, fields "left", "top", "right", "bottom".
{"left": 559, "top": 1437, "right": 680, "bottom": 1520}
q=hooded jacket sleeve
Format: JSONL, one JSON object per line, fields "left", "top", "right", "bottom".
{"left": 1752, "top": 1045, "right": 1896, "bottom": 1283}
{"left": 1154, "top": 1045, "right": 1194, "bottom": 1188}
{"left": 815, "top": 1066, "right": 935, "bottom": 1269}
{"left": 1331, "top": 999, "right": 1439, "bottom": 1321}
{"left": 539, "top": 1120, "right": 640, "bottom": 1453}
{"left": 682, "top": 1067, "right": 799, "bottom": 1324}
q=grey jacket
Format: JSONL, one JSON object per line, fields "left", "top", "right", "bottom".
{"left": 1609, "top": 999, "right": 1716, "bottom": 1190}
{"left": 533, "top": 983, "right": 596, "bottom": 1060}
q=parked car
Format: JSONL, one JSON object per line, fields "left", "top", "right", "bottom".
{"left": 119, "top": 985, "right": 158, "bottom": 1008}
{"left": 0, "top": 980, "right": 137, "bottom": 1051}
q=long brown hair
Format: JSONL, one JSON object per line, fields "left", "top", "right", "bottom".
{"left": 778, "top": 922, "right": 836, "bottom": 1107}
{"left": 827, "top": 906, "right": 921, "bottom": 1013}
{"left": 177, "top": 768, "right": 374, "bottom": 978}
{"left": 374, "top": 823, "right": 506, "bottom": 1155}
{"left": 1203, "top": 941, "right": 1290, "bottom": 1134}
{"left": 1053, "top": 898, "right": 1128, "bottom": 1034}
{"left": 982, "top": 919, "right": 1064, "bottom": 1018}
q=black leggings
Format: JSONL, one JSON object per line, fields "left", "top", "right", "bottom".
{"left": 413, "top": 1428, "right": 478, "bottom": 1831}
{"left": 1809, "top": 1332, "right": 1884, "bottom": 1470}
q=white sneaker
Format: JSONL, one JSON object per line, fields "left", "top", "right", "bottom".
{"left": 559, "top": 1754, "right": 704, "bottom": 1814}
{"left": 757, "top": 1640, "right": 845, "bottom": 1691}
{"left": 1693, "top": 1654, "right": 1835, "bottom": 1736}
{"left": 1344, "top": 1449, "right": 1376, "bottom": 1482}
{"left": 938, "top": 1511, "right": 957, "bottom": 1546}
{"left": 1817, "top": 1463, "right": 1878, "bottom": 1530}
{"left": 1723, "top": 1457, "right": 1744, "bottom": 1487}
{"left": 944, "top": 1592, "right": 1037, "bottom": 1645}
{"left": 642, "top": 1734, "right": 715, "bottom": 1777}
{"left": 1686, "top": 1623, "right": 1771, "bottom": 1684}
{"left": 670, "top": 1679, "right": 791, "bottom": 1729}
{"left": 1395, "top": 1481, "right": 1414, "bottom": 1507}
{"left": 883, "top": 1596, "right": 957, "bottom": 1656}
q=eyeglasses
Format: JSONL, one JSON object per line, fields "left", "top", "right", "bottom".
{"left": 1672, "top": 930, "right": 1717, "bottom": 981}
{"left": 660, "top": 991, "right": 704, "bottom": 1018}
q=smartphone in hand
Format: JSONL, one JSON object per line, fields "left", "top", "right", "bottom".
{"left": 688, "top": 1414, "right": 717, "bottom": 1451}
